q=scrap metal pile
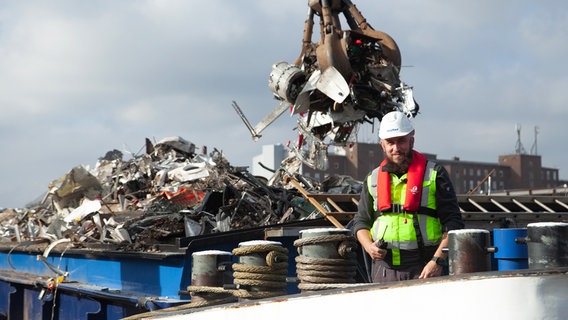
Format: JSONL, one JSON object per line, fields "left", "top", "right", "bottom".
{"left": 0, "top": 136, "right": 361, "bottom": 251}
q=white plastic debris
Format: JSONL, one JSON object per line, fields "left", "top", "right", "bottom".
{"left": 63, "top": 199, "right": 102, "bottom": 223}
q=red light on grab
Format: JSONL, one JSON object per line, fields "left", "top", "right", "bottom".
{"left": 354, "top": 39, "right": 363, "bottom": 45}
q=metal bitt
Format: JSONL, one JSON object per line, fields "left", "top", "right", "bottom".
{"left": 231, "top": 240, "right": 289, "bottom": 300}
{"left": 447, "top": 229, "right": 497, "bottom": 275}
{"left": 294, "top": 228, "right": 358, "bottom": 291}
{"left": 189, "top": 250, "right": 233, "bottom": 303}
{"left": 522, "top": 222, "right": 568, "bottom": 269}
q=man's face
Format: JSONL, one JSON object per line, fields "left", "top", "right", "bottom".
{"left": 380, "top": 133, "right": 414, "bottom": 169}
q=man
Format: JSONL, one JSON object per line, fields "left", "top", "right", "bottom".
{"left": 352, "top": 111, "right": 464, "bottom": 283}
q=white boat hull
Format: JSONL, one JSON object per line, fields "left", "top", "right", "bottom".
{"left": 143, "top": 269, "right": 568, "bottom": 320}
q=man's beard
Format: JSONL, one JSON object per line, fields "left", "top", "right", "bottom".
{"left": 384, "top": 150, "right": 413, "bottom": 174}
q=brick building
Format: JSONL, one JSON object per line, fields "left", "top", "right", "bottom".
{"left": 253, "top": 142, "right": 563, "bottom": 194}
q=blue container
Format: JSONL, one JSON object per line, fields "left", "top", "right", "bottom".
{"left": 493, "top": 228, "right": 528, "bottom": 270}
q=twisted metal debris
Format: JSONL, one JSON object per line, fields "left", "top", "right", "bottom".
{"left": 0, "top": 136, "right": 362, "bottom": 252}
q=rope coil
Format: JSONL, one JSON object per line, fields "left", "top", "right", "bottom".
{"left": 294, "top": 233, "right": 358, "bottom": 291}
{"left": 231, "top": 243, "right": 289, "bottom": 299}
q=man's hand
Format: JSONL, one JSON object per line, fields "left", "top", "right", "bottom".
{"left": 356, "top": 229, "right": 387, "bottom": 261}
{"left": 418, "top": 260, "right": 443, "bottom": 279}
{"left": 365, "top": 241, "right": 387, "bottom": 261}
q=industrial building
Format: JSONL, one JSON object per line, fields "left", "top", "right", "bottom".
{"left": 252, "top": 143, "right": 565, "bottom": 195}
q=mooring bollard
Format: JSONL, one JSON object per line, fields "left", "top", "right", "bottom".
{"left": 493, "top": 228, "right": 528, "bottom": 271}
{"left": 448, "top": 229, "right": 497, "bottom": 275}
{"left": 231, "top": 240, "right": 288, "bottom": 300}
{"left": 297, "top": 228, "right": 354, "bottom": 258}
{"left": 294, "top": 227, "right": 358, "bottom": 292}
{"left": 524, "top": 222, "right": 568, "bottom": 269}
{"left": 188, "top": 250, "right": 233, "bottom": 303}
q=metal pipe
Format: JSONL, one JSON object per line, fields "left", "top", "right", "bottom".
{"left": 490, "top": 198, "right": 510, "bottom": 212}
{"left": 467, "top": 198, "right": 488, "bottom": 212}
{"left": 555, "top": 199, "right": 568, "bottom": 210}
{"left": 512, "top": 199, "right": 533, "bottom": 212}
{"left": 533, "top": 199, "right": 554, "bottom": 213}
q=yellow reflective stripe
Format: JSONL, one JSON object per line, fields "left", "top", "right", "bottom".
{"left": 380, "top": 239, "right": 441, "bottom": 250}
{"left": 392, "top": 249, "right": 401, "bottom": 266}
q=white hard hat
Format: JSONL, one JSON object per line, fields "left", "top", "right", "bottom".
{"left": 379, "top": 111, "right": 414, "bottom": 140}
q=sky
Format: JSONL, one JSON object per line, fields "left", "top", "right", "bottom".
{"left": 0, "top": 0, "right": 567, "bottom": 208}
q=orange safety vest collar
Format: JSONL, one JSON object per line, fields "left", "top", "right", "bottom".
{"left": 377, "top": 151, "right": 427, "bottom": 212}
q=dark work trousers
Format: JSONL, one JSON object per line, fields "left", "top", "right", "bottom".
{"left": 371, "top": 260, "right": 426, "bottom": 283}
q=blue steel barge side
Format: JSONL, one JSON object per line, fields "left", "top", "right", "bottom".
{"left": 0, "top": 219, "right": 314, "bottom": 319}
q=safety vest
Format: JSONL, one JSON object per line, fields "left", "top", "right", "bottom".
{"left": 367, "top": 151, "right": 443, "bottom": 265}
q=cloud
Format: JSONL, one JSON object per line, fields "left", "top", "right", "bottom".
{"left": 0, "top": 0, "right": 566, "bottom": 208}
